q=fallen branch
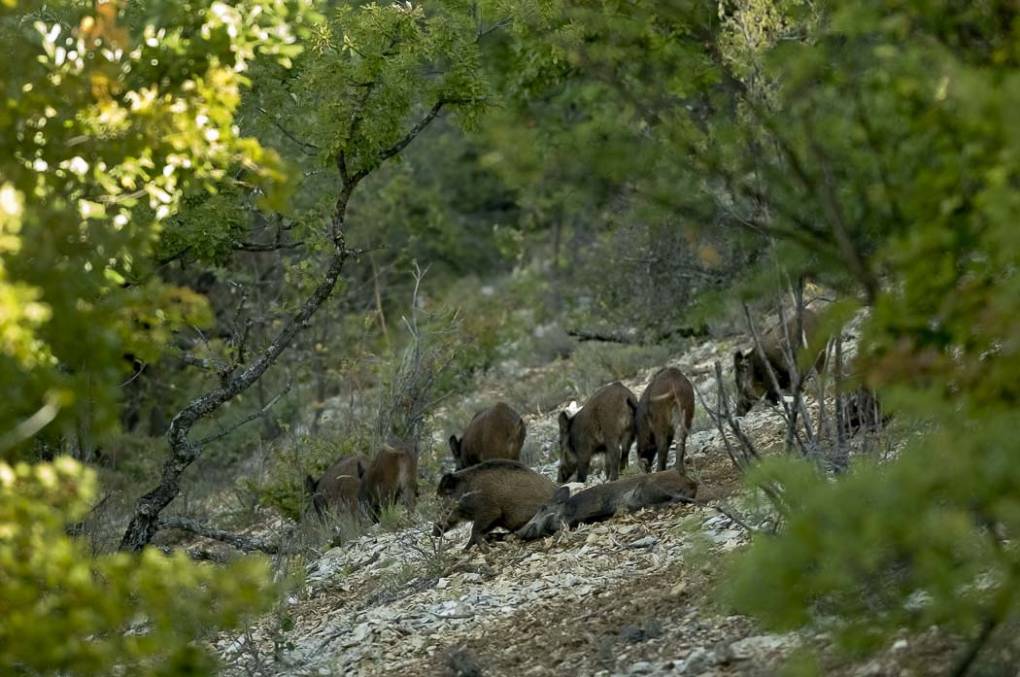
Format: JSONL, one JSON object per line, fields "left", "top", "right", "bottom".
{"left": 567, "top": 324, "right": 710, "bottom": 345}
{"left": 158, "top": 516, "right": 280, "bottom": 554}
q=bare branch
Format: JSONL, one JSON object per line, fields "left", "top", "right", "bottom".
{"left": 568, "top": 324, "right": 710, "bottom": 345}
{"left": 159, "top": 516, "right": 281, "bottom": 554}
{"left": 0, "top": 398, "right": 62, "bottom": 453}
{"left": 348, "top": 100, "right": 447, "bottom": 185}
{"left": 257, "top": 106, "right": 320, "bottom": 155}
{"left": 194, "top": 381, "right": 291, "bottom": 446}
{"left": 234, "top": 240, "right": 305, "bottom": 253}
{"left": 178, "top": 351, "right": 230, "bottom": 373}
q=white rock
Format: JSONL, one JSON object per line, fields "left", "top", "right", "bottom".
{"left": 729, "top": 633, "right": 799, "bottom": 660}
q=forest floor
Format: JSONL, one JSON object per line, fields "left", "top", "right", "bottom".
{"left": 211, "top": 313, "right": 961, "bottom": 676}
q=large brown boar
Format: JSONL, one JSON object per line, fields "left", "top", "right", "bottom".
{"left": 448, "top": 402, "right": 526, "bottom": 470}
{"left": 558, "top": 381, "right": 637, "bottom": 483}
{"left": 734, "top": 308, "right": 826, "bottom": 416}
{"left": 433, "top": 460, "right": 557, "bottom": 550}
{"left": 305, "top": 454, "right": 368, "bottom": 517}
{"left": 635, "top": 367, "right": 695, "bottom": 473}
{"left": 358, "top": 442, "right": 418, "bottom": 521}
{"left": 516, "top": 469, "right": 698, "bottom": 541}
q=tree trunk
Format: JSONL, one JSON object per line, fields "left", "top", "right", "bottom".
{"left": 120, "top": 246, "right": 348, "bottom": 551}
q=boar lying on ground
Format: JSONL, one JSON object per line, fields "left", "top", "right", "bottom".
{"left": 734, "top": 308, "right": 826, "bottom": 416}
{"left": 359, "top": 442, "right": 418, "bottom": 521}
{"left": 635, "top": 367, "right": 695, "bottom": 472}
{"left": 305, "top": 454, "right": 368, "bottom": 517}
{"left": 449, "top": 402, "right": 526, "bottom": 470}
{"left": 516, "top": 470, "right": 698, "bottom": 541}
{"left": 558, "top": 381, "right": 637, "bottom": 483}
{"left": 433, "top": 460, "right": 557, "bottom": 549}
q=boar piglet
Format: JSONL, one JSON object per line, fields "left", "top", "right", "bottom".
{"left": 635, "top": 367, "right": 695, "bottom": 473}
{"left": 449, "top": 402, "right": 526, "bottom": 470}
{"left": 516, "top": 470, "right": 698, "bottom": 541}
{"left": 558, "top": 381, "right": 637, "bottom": 483}
{"left": 433, "top": 460, "right": 556, "bottom": 550}
{"left": 305, "top": 454, "right": 368, "bottom": 518}
{"left": 358, "top": 442, "right": 418, "bottom": 521}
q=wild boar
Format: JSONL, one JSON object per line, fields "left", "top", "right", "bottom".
{"left": 433, "top": 460, "right": 557, "bottom": 550}
{"left": 558, "top": 381, "right": 637, "bottom": 483}
{"left": 305, "top": 454, "right": 368, "bottom": 517}
{"left": 516, "top": 469, "right": 698, "bottom": 541}
{"left": 448, "top": 402, "right": 526, "bottom": 470}
{"left": 358, "top": 442, "right": 418, "bottom": 521}
{"left": 734, "top": 308, "right": 826, "bottom": 416}
{"left": 635, "top": 367, "right": 695, "bottom": 472}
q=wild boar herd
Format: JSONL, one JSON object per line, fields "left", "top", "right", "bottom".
{"left": 307, "top": 309, "right": 826, "bottom": 549}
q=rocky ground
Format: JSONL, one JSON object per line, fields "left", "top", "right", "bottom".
{"left": 213, "top": 309, "right": 958, "bottom": 676}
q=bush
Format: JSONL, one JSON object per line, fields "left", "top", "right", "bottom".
{"left": 0, "top": 458, "right": 274, "bottom": 674}
{"left": 570, "top": 343, "right": 671, "bottom": 395}
{"left": 250, "top": 432, "right": 369, "bottom": 522}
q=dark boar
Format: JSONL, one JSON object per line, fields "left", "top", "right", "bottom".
{"left": 358, "top": 442, "right": 418, "bottom": 520}
{"left": 558, "top": 381, "right": 637, "bottom": 483}
{"left": 516, "top": 469, "right": 698, "bottom": 541}
{"left": 734, "top": 308, "right": 826, "bottom": 416}
{"left": 448, "top": 402, "right": 526, "bottom": 470}
{"left": 635, "top": 367, "right": 695, "bottom": 473}
{"left": 305, "top": 454, "right": 368, "bottom": 517}
{"left": 433, "top": 460, "right": 557, "bottom": 550}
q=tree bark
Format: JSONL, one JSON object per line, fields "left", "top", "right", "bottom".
{"left": 120, "top": 244, "right": 348, "bottom": 551}
{"left": 120, "top": 97, "right": 449, "bottom": 551}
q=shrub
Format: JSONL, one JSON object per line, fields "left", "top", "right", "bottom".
{"left": 0, "top": 458, "right": 273, "bottom": 674}
{"left": 250, "top": 432, "right": 369, "bottom": 522}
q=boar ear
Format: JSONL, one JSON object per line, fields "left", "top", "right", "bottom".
{"left": 552, "top": 485, "right": 571, "bottom": 504}
{"left": 355, "top": 459, "right": 366, "bottom": 479}
{"left": 448, "top": 435, "right": 460, "bottom": 456}
{"left": 558, "top": 410, "right": 571, "bottom": 432}
{"left": 733, "top": 350, "right": 745, "bottom": 367}
{"left": 304, "top": 475, "right": 317, "bottom": 496}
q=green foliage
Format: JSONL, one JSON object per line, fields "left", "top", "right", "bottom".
{"left": 570, "top": 342, "right": 671, "bottom": 395}
{"left": 0, "top": 1, "right": 307, "bottom": 671}
{"left": 377, "top": 502, "right": 413, "bottom": 532}
{"left": 699, "top": 0, "right": 1020, "bottom": 665}
{"left": 0, "top": 457, "right": 274, "bottom": 674}
{"left": 254, "top": 431, "right": 369, "bottom": 521}
{"left": 0, "top": 0, "right": 303, "bottom": 447}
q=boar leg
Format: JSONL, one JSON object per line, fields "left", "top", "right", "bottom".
{"left": 575, "top": 454, "right": 591, "bottom": 483}
{"left": 604, "top": 441, "right": 621, "bottom": 481}
{"left": 658, "top": 430, "right": 675, "bottom": 472}
{"left": 466, "top": 514, "right": 500, "bottom": 551}
{"left": 621, "top": 428, "right": 636, "bottom": 472}
{"left": 674, "top": 428, "right": 688, "bottom": 471}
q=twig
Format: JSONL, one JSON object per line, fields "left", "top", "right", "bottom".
{"left": 194, "top": 381, "right": 291, "bottom": 446}
{"left": 119, "top": 360, "right": 148, "bottom": 388}
{"left": 257, "top": 106, "right": 320, "bottom": 154}
{"left": 951, "top": 616, "right": 999, "bottom": 677}
{"left": 178, "top": 351, "right": 230, "bottom": 373}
